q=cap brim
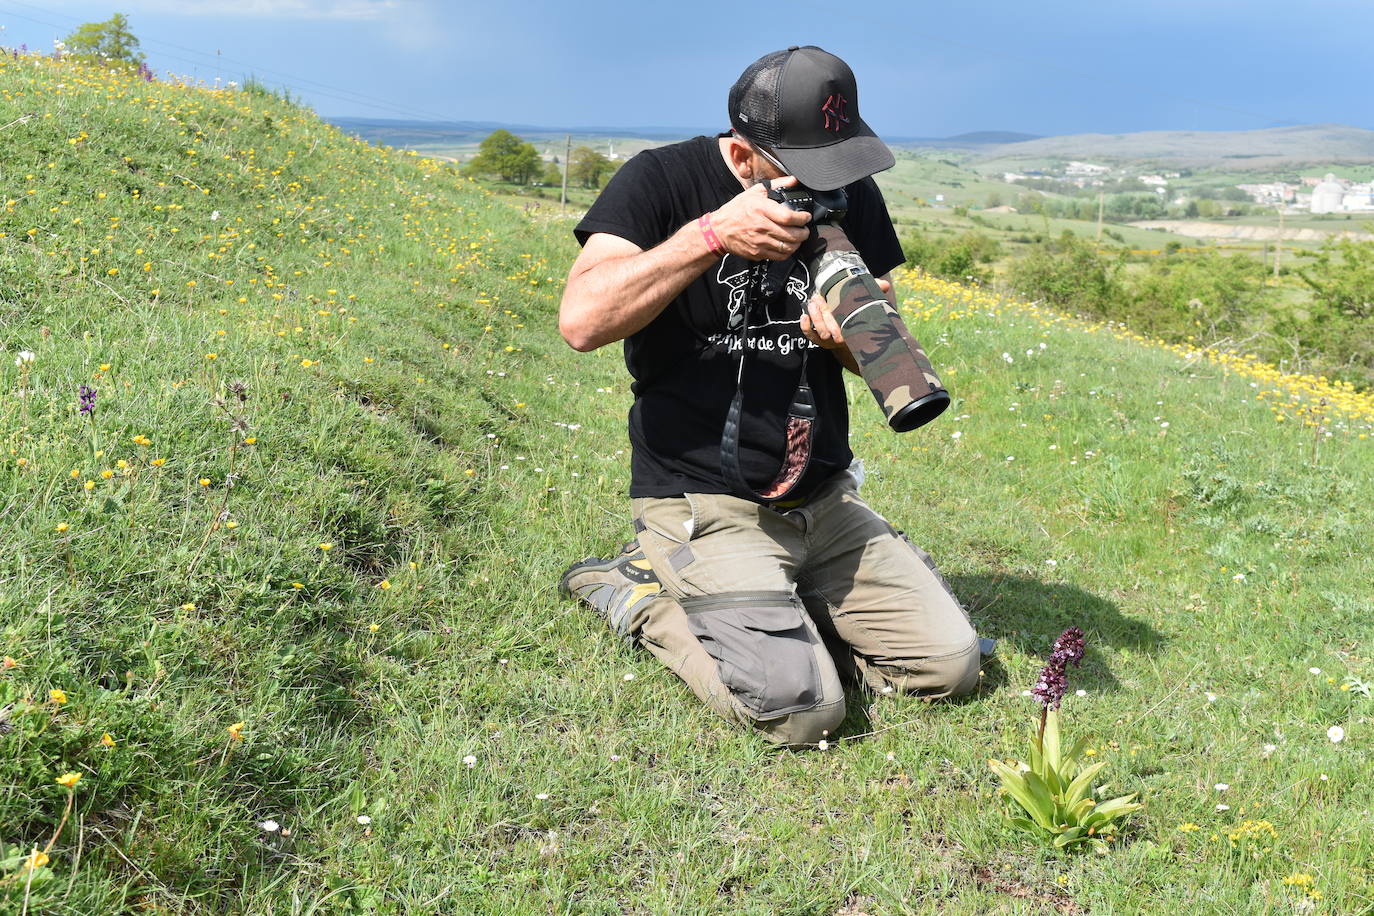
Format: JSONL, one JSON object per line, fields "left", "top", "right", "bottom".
{"left": 773, "top": 121, "right": 895, "bottom": 191}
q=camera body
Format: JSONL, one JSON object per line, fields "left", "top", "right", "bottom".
{"left": 767, "top": 185, "right": 848, "bottom": 226}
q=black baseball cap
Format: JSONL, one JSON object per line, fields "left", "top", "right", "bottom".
{"left": 728, "top": 45, "right": 895, "bottom": 192}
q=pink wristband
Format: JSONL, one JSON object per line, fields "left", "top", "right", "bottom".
{"left": 698, "top": 213, "right": 725, "bottom": 257}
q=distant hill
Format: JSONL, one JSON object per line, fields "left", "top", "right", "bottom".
{"left": 328, "top": 117, "right": 709, "bottom": 150}
{"left": 328, "top": 118, "right": 1374, "bottom": 171}
{"left": 973, "top": 123, "right": 1374, "bottom": 169}
{"left": 328, "top": 117, "right": 1040, "bottom": 155}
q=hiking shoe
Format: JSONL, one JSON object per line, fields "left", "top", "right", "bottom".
{"left": 559, "top": 540, "right": 661, "bottom": 641}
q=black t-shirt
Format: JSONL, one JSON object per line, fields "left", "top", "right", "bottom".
{"left": 575, "top": 135, "right": 904, "bottom": 501}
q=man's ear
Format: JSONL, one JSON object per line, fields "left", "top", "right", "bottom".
{"left": 725, "top": 134, "right": 755, "bottom": 179}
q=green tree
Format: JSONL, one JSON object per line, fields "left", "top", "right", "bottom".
{"left": 63, "top": 13, "right": 145, "bottom": 68}
{"left": 462, "top": 130, "right": 541, "bottom": 184}
{"left": 1127, "top": 250, "right": 1268, "bottom": 338}
{"left": 1007, "top": 231, "right": 1122, "bottom": 315}
{"left": 569, "top": 146, "right": 612, "bottom": 189}
{"left": 540, "top": 162, "right": 563, "bottom": 187}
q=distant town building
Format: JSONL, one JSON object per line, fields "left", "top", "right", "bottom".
{"left": 1065, "top": 161, "right": 1110, "bottom": 176}
{"left": 1139, "top": 175, "right": 1168, "bottom": 187}
{"left": 1237, "top": 182, "right": 1296, "bottom": 205}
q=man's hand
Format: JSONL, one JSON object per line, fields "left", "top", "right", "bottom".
{"left": 709, "top": 175, "right": 811, "bottom": 261}
{"left": 800, "top": 275, "right": 894, "bottom": 351}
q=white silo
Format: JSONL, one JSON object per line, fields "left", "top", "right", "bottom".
{"left": 1311, "top": 173, "right": 1345, "bottom": 213}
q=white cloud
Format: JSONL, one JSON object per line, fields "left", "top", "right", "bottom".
{"left": 128, "top": 0, "right": 401, "bottom": 20}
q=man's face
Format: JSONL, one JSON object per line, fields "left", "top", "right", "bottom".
{"left": 749, "top": 147, "right": 788, "bottom": 184}
{"left": 733, "top": 131, "right": 788, "bottom": 185}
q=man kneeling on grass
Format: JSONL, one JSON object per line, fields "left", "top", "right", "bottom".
{"left": 557, "top": 46, "right": 987, "bottom": 747}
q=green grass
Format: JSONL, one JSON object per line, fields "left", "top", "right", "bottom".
{"left": 2, "top": 53, "right": 1373, "bottom": 914}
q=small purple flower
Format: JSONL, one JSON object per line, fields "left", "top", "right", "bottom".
{"left": 1032, "top": 627, "right": 1086, "bottom": 710}
{"left": 79, "top": 385, "right": 97, "bottom": 417}
{"left": 1052, "top": 627, "right": 1085, "bottom": 668}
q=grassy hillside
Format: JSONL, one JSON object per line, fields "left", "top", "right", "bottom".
{"left": 2, "top": 54, "right": 1373, "bottom": 914}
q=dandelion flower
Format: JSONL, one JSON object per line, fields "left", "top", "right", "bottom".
{"left": 55, "top": 522, "right": 69, "bottom": 532}
{"left": 55, "top": 772, "right": 82, "bottom": 788}
{"left": 50, "top": 688, "right": 68, "bottom": 705}
{"left": 319, "top": 543, "right": 333, "bottom": 551}
{"left": 377, "top": 579, "right": 391, "bottom": 590}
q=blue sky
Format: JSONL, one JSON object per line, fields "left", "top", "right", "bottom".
{"left": 5, "top": 0, "right": 1373, "bottom": 138}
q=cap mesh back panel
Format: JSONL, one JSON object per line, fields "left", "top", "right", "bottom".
{"left": 729, "top": 53, "right": 785, "bottom": 146}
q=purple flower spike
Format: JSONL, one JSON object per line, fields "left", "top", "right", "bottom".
{"left": 1032, "top": 627, "right": 1087, "bottom": 710}
{"left": 79, "top": 385, "right": 97, "bottom": 416}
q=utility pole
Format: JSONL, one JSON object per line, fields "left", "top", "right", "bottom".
{"left": 1095, "top": 190, "right": 1105, "bottom": 242}
{"left": 1274, "top": 207, "right": 1283, "bottom": 279}
{"left": 560, "top": 134, "right": 571, "bottom": 211}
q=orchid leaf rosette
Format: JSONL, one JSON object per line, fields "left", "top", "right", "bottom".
{"left": 989, "top": 627, "right": 1142, "bottom": 851}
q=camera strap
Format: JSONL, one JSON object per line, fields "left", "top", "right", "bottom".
{"left": 719, "top": 260, "right": 816, "bottom": 503}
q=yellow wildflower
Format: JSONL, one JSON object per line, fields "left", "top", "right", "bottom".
{"left": 24, "top": 850, "right": 49, "bottom": 870}
{"left": 55, "top": 522, "right": 69, "bottom": 533}
{"left": 226, "top": 721, "right": 245, "bottom": 741}
{"left": 55, "top": 772, "right": 82, "bottom": 788}
{"left": 50, "top": 688, "right": 68, "bottom": 704}
{"left": 101, "top": 733, "right": 116, "bottom": 748}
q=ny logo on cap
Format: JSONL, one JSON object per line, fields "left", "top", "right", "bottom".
{"left": 821, "top": 93, "right": 850, "bottom": 132}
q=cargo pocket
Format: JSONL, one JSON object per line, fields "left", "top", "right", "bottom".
{"left": 680, "top": 592, "right": 821, "bottom": 718}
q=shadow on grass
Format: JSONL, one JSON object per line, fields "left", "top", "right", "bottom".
{"left": 950, "top": 572, "right": 1165, "bottom": 694}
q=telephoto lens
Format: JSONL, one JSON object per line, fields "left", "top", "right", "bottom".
{"left": 803, "top": 225, "right": 949, "bottom": 432}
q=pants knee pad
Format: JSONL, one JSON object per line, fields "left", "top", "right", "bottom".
{"left": 681, "top": 591, "right": 826, "bottom": 718}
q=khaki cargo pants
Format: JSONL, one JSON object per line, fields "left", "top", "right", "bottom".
{"left": 629, "top": 469, "right": 979, "bottom": 746}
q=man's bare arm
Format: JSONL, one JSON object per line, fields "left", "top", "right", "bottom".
{"left": 558, "top": 179, "right": 811, "bottom": 352}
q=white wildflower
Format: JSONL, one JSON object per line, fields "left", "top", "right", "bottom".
{"left": 1327, "top": 725, "right": 1345, "bottom": 743}
{"left": 463, "top": 754, "right": 477, "bottom": 767}
{"left": 259, "top": 819, "right": 280, "bottom": 833}
{"left": 356, "top": 815, "right": 371, "bottom": 825}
